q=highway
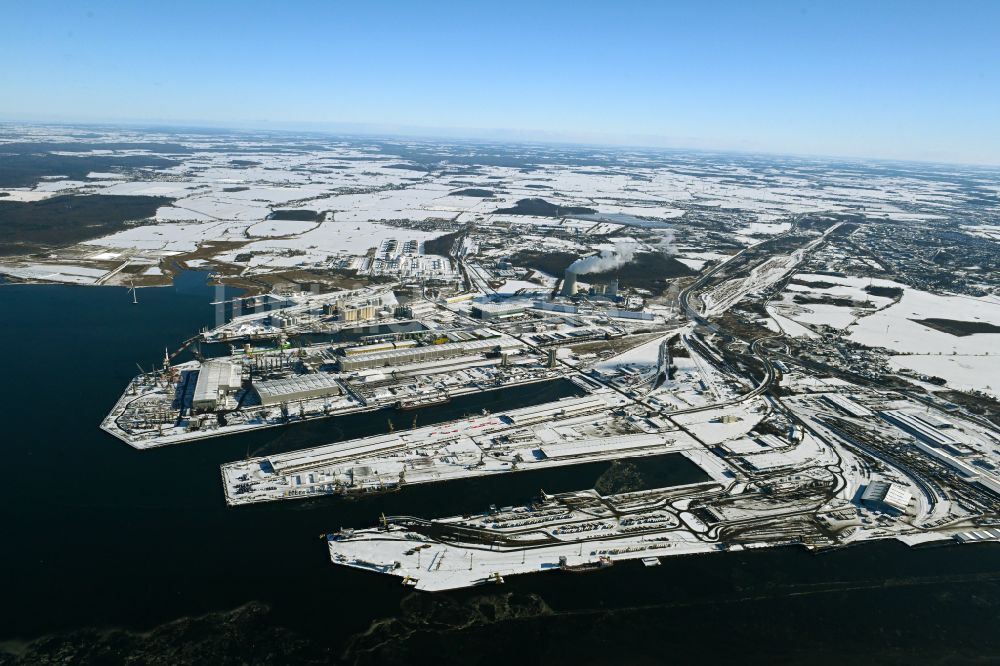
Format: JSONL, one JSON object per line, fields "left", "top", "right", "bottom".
{"left": 667, "top": 220, "right": 847, "bottom": 417}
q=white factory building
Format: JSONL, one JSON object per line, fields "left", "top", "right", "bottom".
{"left": 338, "top": 337, "right": 520, "bottom": 372}
{"left": 253, "top": 373, "right": 344, "bottom": 407}
{"left": 820, "top": 393, "right": 873, "bottom": 418}
{"left": 880, "top": 410, "right": 960, "bottom": 448}
{"left": 192, "top": 360, "right": 243, "bottom": 412}
{"left": 471, "top": 302, "right": 526, "bottom": 320}
{"left": 861, "top": 480, "right": 913, "bottom": 513}
{"left": 504, "top": 396, "right": 607, "bottom": 427}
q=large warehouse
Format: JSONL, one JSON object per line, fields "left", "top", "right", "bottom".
{"left": 253, "top": 373, "right": 344, "bottom": 407}
{"left": 192, "top": 360, "right": 243, "bottom": 412}
{"left": 880, "top": 410, "right": 960, "bottom": 447}
{"left": 471, "top": 302, "right": 526, "bottom": 320}
{"left": 861, "top": 480, "right": 913, "bottom": 513}
{"left": 338, "top": 337, "right": 519, "bottom": 372}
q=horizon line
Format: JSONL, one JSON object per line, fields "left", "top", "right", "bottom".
{"left": 2, "top": 114, "right": 998, "bottom": 170}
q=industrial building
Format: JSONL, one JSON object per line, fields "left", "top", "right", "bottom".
{"left": 594, "top": 279, "right": 619, "bottom": 297}
{"left": 253, "top": 373, "right": 344, "bottom": 407}
{"left": 861, "top": 480, "right": 913, "bottom": 513}
{"left": 504, "top": 396, "right": 607, "bottom": 427}
{"left": 471, "top": 302, "right": 526, "bottom": 320}
{"left": 269, "top": 313, "right": 300, "bottom": 328}
{"left": 739, "top": 452, "right": 797, "bottom": 471}
{"left": 537, "top": 433, "right": 666, "bottom": 460}
{"left": 821, "top": 393, "right": 873, "bottom": 418}
{"left": 340, "top": 303, "right": 378, "bottom": 322}
{"left": 338, "top": 337, "right": 519, "bottom": 372}
{"left": 722, "top": 438, "right": 772, "bottom": 456}
{"left": 527, "top": 327, "right": 606, "bottom": 347}
{"left": 313, "top": 293, "right": 389, "bottom": 323}
{"left": 343, "top": 339, "right": 418, "bottom": 356}
{"left": 533, "top": 301, "right": 578, "bottom": 314}
{"left": 602, "top": 307, "right": 655, "bottom": 321}
{"left": 192, "top": 360, "right": 242, "bottom": 412}
{"left": 880, "top": 410, "right": 960, "bottom": 447}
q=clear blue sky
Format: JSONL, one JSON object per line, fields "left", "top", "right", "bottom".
{"left": 1, "top": 0, "right": 998, "bottom": 164}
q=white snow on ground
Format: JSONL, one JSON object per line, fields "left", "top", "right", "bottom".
{"left": 962, "top": 225, "right": 1000, "bottom": 241}
{"left": 494, "top": 279, "right": 547, "bottom": 294}
{"left": 778, "top": 302, "right": 861, "bottom": 329}
{"left": 213, "top": 220, "right": 444, "bottom": 271}
{"left": 766, "top": 306, "right": 819, "bottom": 338}
{"left": 30, "top": 180, "right": 91, "bottom": 192}
{"left": 768, "top": 274, "right": 1000, "bottom": 395}
{"left": 849, "top": 289, "right": 1000, "bottom": 355}
{"left": 167, "top": 195, "right": 270, "bottom": 221}
{"left": 0, "top": 263, "right": 107, "bottom": 284}
{"left": 154, "top": 205, "right": 217, "bottom": 222}
{"left": 769, "top": 273, "right": 904, "bottom": 331}
{"left": 246, "top": 219, "right": 318, "bottom": 237}
{"left": 678, "top": 250, "right": 729, "bottom": 266}
{"left": 0, "top": 189, "right": 59, "bottom": 202}
{"left": 3, "top": 129, "right": 995, "bottom": 302}
{"left": 738, "top": 221, "right": 792, "bottom": 235}
{"left": 891, "top": 355, "right": 1000, "bottom": 397}
{"left": 594, "top": 333, "right": 670, "bottom": 371}
{"left": 676, "top": 258, "right": 708, "bottom": 270}
{"left": 703, "top": 249, "right": 809, "bottom": 315}
{"left": 99, "top": 181, "right": 195, "bottom": 197}
{"left": 85, "top": 172, "right": 127, "bottom": 180}
{"left": 793, "top": 273, "right": 906, "bottom": 292}
{"left": 85, "top": 220, "right": 238, "bottom": 253}
{"left": 670, "top": 400, "right": 768, "bottom": 445}
{"left": 87, "top": 251, "right": 121, "bottom": 261}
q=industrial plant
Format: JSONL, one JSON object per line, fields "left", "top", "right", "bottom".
{"left": 90, "top": 204, "right": 1000, "bottom": 594}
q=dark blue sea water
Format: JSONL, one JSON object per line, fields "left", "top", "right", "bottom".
{"left": 1, "top": 273, "right": 998, "bottom": 663}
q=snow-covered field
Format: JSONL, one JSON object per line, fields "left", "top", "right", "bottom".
{"left": 0, "top": 189, "right": 59, "bottom": 202}
{"left": 0, "top": 263, "right": 108, "bottom": 284}
{"left": 6, "top": 130, "right": 991, "bottom": 403}
{"left": 764, "top": 270, "right": 1000, "bottom": 395}
{"left": 769, "top": 273, "right": 905, "bottom": 331}
{"left": 890, "top": 355, "right": 1000, "bottom": 396}
{"left": 849, "top": 289, "right": 1000, "bottom": 355}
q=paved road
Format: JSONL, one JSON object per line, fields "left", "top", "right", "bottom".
{"left": 669, "top": 220, "right": 847, "bottom": 416}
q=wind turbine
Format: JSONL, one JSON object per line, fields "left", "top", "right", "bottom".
{"left": 128, "top": 280, "right": 138, "bottom": 304}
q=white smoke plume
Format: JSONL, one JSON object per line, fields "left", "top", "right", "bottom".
{"left": 654, "top": 229, "right": 677, "bottom": 256}
{"left": 568, "top": 242, "right": 639, "bottom": 275}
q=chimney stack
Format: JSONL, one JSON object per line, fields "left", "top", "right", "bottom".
{"left": 561, "top": 269, "right": 578, "bottom": 297}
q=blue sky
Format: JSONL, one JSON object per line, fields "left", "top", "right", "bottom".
{"left": 1, "top": 0, "right": 998, "bottom": 164}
